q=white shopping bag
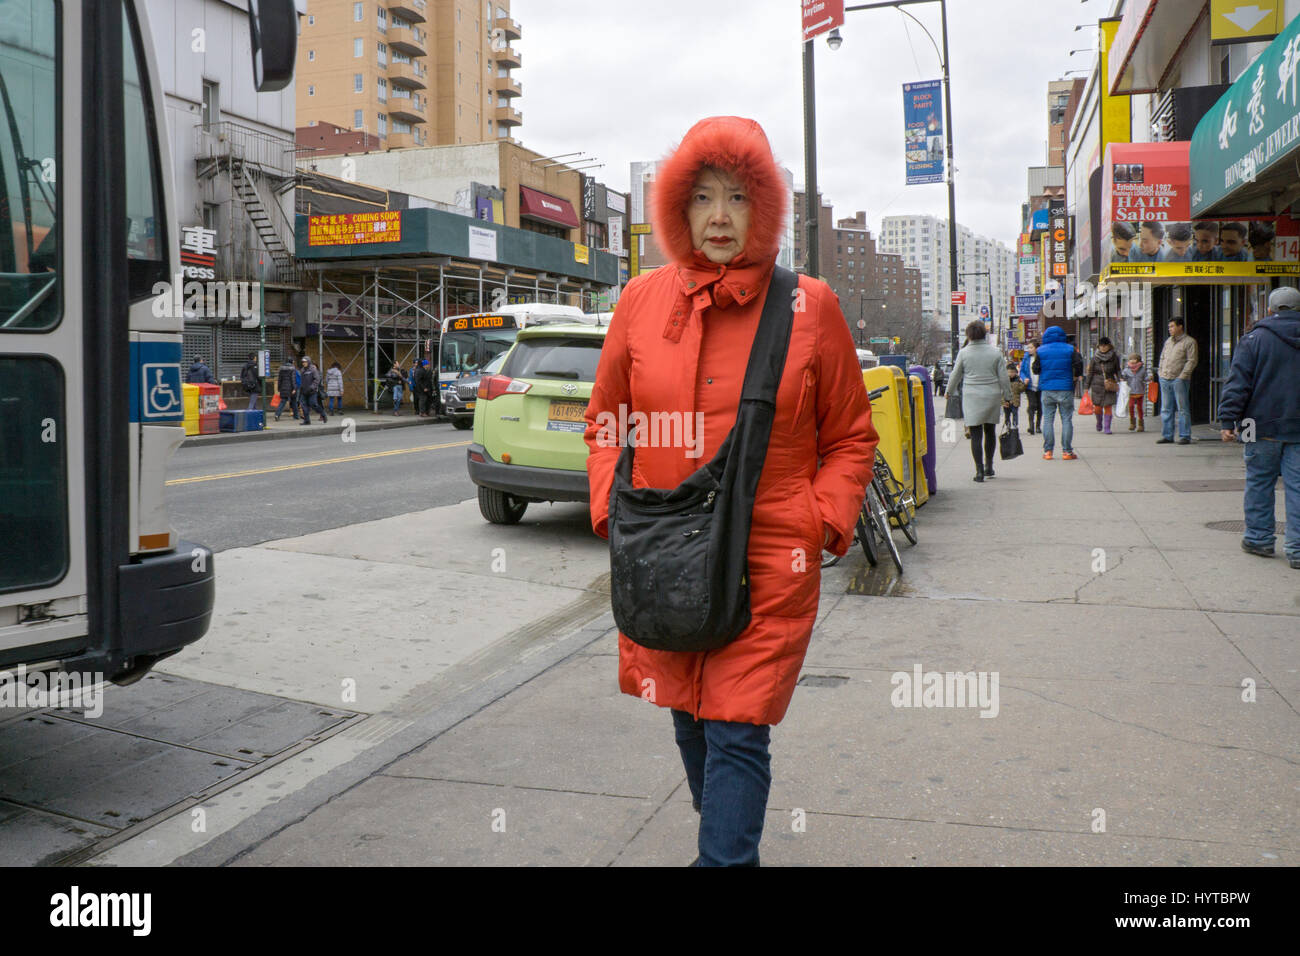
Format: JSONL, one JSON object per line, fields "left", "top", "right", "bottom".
{"left": 1115, "top": 382, "right": 1130, "bottom": 416}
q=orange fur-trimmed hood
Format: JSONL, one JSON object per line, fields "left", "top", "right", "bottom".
{"left": 651, "top": 116, "right": 789, "bottom": 268}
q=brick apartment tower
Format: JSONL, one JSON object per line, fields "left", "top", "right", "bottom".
{"left": 296, "top": 0, "right": 523, "bottom": 149}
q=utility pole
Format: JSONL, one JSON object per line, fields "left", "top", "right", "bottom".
{"left": 802, "top": 38, "right": 819, "bottom": 278}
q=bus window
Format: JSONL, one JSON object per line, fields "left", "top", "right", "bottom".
{"left": 0, "top": 356, "right": 67, "bottom": 592}
{"left": 0, "top": 0, "right": 60, "bottom": 331}
{"left": 121, "top": 0, "right": 167, "bottom": 299}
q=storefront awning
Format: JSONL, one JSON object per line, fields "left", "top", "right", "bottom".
{"left": 1190, "top": 13, "right": 1300, "bottom": 218}
{"left": 1107, "top": 0, "right": 1205, "bottom": 96}
{"left": 519, "top": 186, "right": 579, "bottom": 229}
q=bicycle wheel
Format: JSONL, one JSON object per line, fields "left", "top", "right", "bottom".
{"left": 855, "top": 502, "right": 878, "bottom": 567}
{"left": 820, "top": 549, "right": 841, "bottom": 568}
{"left": 876, "top": 459, "right": 918, "bottom": 545}
{"left": 867, "top": 482, "right": 904, "bottom": 575}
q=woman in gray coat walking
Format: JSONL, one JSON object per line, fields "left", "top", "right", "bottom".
{"left": 947, "top": 320, "right": 1013, "bottom": 482}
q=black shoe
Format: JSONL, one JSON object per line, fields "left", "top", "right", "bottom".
{"left": 1289, "top": 556, "right": 1300, "bottom": 570}
{"left": 1177, "top": 438, "right": 1191, "bottom": 445}
{"left": 1241, "top": 539, "right": 1274, "bottom": 557}
{"left": 1156, "top": 438, "right": 1173, "bottom": 444}
{"left": 973, "top": 471, "right": 984, "bottom": 482}
{"left": 984, "top": 461, "right": 996, "bottom": 478}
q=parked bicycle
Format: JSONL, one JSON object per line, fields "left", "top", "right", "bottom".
{"left": 821, "top": 384, "right": 918, "bottom": 573}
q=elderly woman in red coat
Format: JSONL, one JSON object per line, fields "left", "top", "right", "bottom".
{"left": 584, "top": 116, "right": 877, "bottom": 866}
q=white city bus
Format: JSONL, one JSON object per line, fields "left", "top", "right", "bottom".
{"left": 438, "top": 302, "right": 590, "bottom": 428}
{"left": 0, "top": 0, "right": 296, "bottom": 684}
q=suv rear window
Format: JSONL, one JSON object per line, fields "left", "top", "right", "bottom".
{"left": 502, "top": 336, "right": 603, "bottom": 382}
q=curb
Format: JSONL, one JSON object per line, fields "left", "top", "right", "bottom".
{"left": 181, "top": 415, "right": 451, "bottom": 448}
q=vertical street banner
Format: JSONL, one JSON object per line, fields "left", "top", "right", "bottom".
{"left": 903, "top": 80, "right": 945, "bottom": 185}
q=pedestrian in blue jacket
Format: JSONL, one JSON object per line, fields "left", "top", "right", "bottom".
{"left": 1031, "top": 325, "right": 1084, "bottom": 459}
{"left": 1218, "top": 286, "right": 1300, "bottom": 568}
{"left": 1019, "top": 339, "right": 1042, "bottom": 434}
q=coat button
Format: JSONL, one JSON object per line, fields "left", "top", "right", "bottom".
{"left": 672, "top": 320, "right": 679, "bottom": 326}
{"left": 706, "top": 377, "right": 713, "bottom": 384}
{"left": 740, "top": 289, "right": 747, "bottom": 295}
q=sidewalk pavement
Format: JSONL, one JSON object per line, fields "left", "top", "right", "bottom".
{"left": 147, "top": 413, "right": 1299, "bottom": 866}
{"left": 181, "top": 406, "right": 450, "bottom": 447}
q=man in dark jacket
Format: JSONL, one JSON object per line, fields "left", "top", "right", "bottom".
{"left": 274, "top": 359, "right": 297, "bottom": 422}
{"left": 186, "top": 357, "right": 215, "bottom": 384}
{"left": 240, "top": 352, "right": 261, "bottom": 410}
{"left": 1218, "top": 286, "right": 1300, "bottom": 568}
{"left": 298, "top": 356, "right": 327, "bottom": 425}
{"left": 1032, "top": 325, "right": 1084, "bottom": 460}
{"left": 414, "top": 359, "right": 435, "bottom": 417}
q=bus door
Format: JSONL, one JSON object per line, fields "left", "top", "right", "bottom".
{"left": 0, "top": 0, "right": 86, "bottom": 663}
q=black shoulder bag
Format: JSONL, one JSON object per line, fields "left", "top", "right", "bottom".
{"left": 607, "top": 265, "right": 798, "bottom": 652}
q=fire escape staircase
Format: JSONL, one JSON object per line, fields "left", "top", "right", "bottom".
{"left": 232, "top": 162, "right": 295, "bottom": 280}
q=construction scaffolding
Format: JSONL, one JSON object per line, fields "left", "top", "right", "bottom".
{"left": 298, "top": 257, "right": 607, "bottom": 412}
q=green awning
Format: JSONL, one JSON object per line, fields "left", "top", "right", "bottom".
{"left": 1190, "top": 13, "right": 1300, "bottom": 217}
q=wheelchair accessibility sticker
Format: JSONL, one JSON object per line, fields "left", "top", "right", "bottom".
{"left": 130, "top": 340, "right": 185, "bottom": 423}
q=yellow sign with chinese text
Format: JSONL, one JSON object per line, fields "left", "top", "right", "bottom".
{"left": 574, "top": 243, "right": 589, "bottom": 264}
{"left": 307, "top": 211, "right": 402, "bottom": 246}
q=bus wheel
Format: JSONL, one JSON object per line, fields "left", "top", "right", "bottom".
{"left": 479, "top": 486, "right": 527, "bottom": 524}
{"left": 453, "top": 417, "right": 473, "bottom": 430}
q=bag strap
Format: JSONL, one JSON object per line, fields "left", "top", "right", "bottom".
{"left": 739, "top": 265, "right": 798, "bottom": 406}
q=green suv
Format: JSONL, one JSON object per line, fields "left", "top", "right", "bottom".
{"left": 467, "top": 322, "right": 609, "bottom": 524}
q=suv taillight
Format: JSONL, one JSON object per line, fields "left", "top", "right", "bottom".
{"left": 477, "top": 375, "right": 532, "bottom": 401}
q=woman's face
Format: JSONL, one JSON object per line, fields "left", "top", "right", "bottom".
{"left": 688, "top": 167, "right": 751, "bottom": 265}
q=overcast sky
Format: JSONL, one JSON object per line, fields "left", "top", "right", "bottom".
{"left": 513, "top": 0, "right": 1111, "bottom": 249}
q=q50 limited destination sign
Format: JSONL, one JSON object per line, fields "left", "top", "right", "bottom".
{"left": 308, "top": 211, "right": 402, "bottom": 246}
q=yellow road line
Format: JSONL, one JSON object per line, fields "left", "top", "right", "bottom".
{"left": 166, "top": 440, "right": 471, "bottom": 486}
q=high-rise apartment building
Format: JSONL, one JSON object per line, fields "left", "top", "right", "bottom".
{"left": 296, "top": 0, "right": 522, "bottom": 150}
{"left": 879, "top": 214, "right": 1016, "bottom": 333}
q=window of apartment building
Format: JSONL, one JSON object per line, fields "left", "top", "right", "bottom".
{"left": 201, "top": 80, "right": 219, "bottom": 126}
{"left": 847, "top": 246, "right": 854, "bottom": 254}
{"left": 308, "top": 14, "right": 314, "bottom": 25}
{"left": 307, "top": 49, "right": 315, "bottom": 61}
{"left": 354, "top": 37, "right": 363, "bottom": 56}
{"left": 354, "top": 109, "right": 364, "bottom": 129}
{"left": 354, "top": 73, "right": 364, "bottom": 93}
{"left": 377, "top": 78, "right": 387, "bottom": 102}
{"left": 457, "top": 39, "right": 462, "bottom": 52}
{"left": 458, "top": 72, "right": 462, "bottom": 86}
{"left": 378, "top": 41, "right": 387, "bottom": 64}
{"left": 475, "top": 112, "right": 479, "bottom": 124}
{"left": 377, "top": 7, "right": 387, "bottom": 30}
{"left": 354, "top": 2, "right": 363, "bottom": 22}
{"left": 378, "top": 112, "right": 387, "bottom": 136}
{"left": 476, "top": 51, "right": 480, "bottom": 64}
{"left": 393, "top": 119, "right": 410, "bottom": 134}
{"left": 307, "top": 84, "right": 315, "bottom": 96}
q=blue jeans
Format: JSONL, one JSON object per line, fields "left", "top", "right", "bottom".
{"left": 671, "top": 709, "right": 771, "bottom": 866}
{"left": 1159, "top": 376, "right": 1191, "bottom": 440}
{"left": 1040, "top": 390, "right": 1075, "bottom": 453}
{"left": 1242, "top": 439, "right": 1300, "bottom": 559}
{"left": 392, "top": 384, "right": 403, "bottom": 410}
{"left": 274, "top": 393, "right": 296, "bottom": 420}
{"left": 327, "top": 395, "right": 342, "bottom": 413}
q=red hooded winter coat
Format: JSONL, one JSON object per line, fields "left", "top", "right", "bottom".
{"left": 583, "top": 116, "right": 877, "bottom": 726}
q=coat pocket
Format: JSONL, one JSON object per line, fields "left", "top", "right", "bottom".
{"left": 792, "top": 368, "right": 816, "bottom": 429}
{"left": 803, "top": 480, "right": 825, "bottom": 547}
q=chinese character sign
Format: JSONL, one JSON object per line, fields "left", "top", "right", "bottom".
{"left": 903, "top": 80, "right": 944, "bottom": 185}
{"left": 307, "top": 211, "right": 403, "bottom": 246}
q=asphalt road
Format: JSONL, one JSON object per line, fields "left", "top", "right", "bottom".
{"left": 165, "top": 424, "right": 477, "bottom": 552}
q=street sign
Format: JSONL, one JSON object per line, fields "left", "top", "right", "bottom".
{"left": 856, "top": 319, "right": 866, "bottom": 329}
{"left": 978, "top": 304, "right": 990, "bottom": 319}
{"left": 869, "top": 337, "right": 889, "bottom": 343}
{"left": 1013, "top": 294, "right": 1045, "bottom": 316}
{"left": 629, "top": 223, "right": 652, "bottom": 235}
{"left": 801, "top": 0, "right": 844, "bottom": 40}
{"left": 951, "top": 291, "right": 967, "bottom": 305}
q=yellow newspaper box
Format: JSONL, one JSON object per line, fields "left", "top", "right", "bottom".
{"left": 183, "top": 382, "right": 201, "bottom": 436}
{"left": 862, "top": 364, "right": 913, "bottom": 496}
{"left": 909, "top": 374, "right": 929, "bottom": 508}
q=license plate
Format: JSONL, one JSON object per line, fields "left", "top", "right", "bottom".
{"left": 547, "top": 399, "right": 586, "bottom": 433}
{"left": 463, "top": 401, "right": 475, "bottom": 411}
{"left": 548, "top": 400, "right": 586, "bottom": 422}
